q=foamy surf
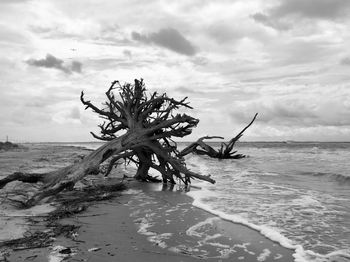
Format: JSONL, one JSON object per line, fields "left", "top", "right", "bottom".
{"left": 187, "top": 187, "right": 350, "bottom": 262}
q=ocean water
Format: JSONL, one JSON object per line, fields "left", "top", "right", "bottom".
{"left": 183, "top": 142, "right": 350, "bottom": 262}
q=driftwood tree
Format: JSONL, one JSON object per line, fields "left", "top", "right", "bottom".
{"left": 0, "top": 79, "right": 214, "bottom": 207}
{"left": 179, "top": 113, "right": 258, "bottom": 159}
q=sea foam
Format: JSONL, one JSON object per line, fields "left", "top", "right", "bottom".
{"left": 186, "top": 188, "right": 350, "bottom": 262}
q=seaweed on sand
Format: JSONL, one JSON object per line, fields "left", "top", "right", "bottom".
{"left": 0, "top": 181, "right": 126, "bottom": 254}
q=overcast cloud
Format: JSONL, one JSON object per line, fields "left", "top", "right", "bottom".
{"left": 132, "top": 28, "right": 197, "bottom": 56}
{"left": 26, "top": 54, "right": 82, "bottom": 74}
{"left": 0, "top": 0, "right": 349, "bottom": 142}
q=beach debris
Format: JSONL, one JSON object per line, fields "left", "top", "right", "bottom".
{"left": 88, "top": 247, "right": 101, "bottom": 252}
{"left": 0, "top": 178, "right": 128, "bottom": 258}
{"left": 0, "top": 79, "right": 216, "bottom": 207}
{"left": 57, "top": 247, "right": 72, "bottom": 255}
{"left": 179, "top": 113, "right": 258, "bottom": 159}
{"left": 0, "top": 250, "right": 9, "bottom": 262}
{"left": 0, "top": 231, "right": 53, "bottom": 250}
{"left": 49, "top": 245, "right": 76, "bottom": 262}
{"left": 24, "top": 254, "right": 38, "bottom": 260}
{"left": 71, "top": 232, "right": 79, "bottom": 239}
{"left": 0, "top": 222, "right": 80, "bottom": 252}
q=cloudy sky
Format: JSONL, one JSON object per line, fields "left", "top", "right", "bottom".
{"left": 1, "top": 0, "right": 350, "bottom": 142}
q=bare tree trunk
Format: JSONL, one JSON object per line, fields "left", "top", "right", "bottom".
{"left": 134, "top": 149, "right": 152, "bottom": 181}
{"left": 0, "top": 79, "right": 216, "bottom": 207}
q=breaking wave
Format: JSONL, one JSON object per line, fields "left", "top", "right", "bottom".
{"left": 300, "top": 171, "right": 350, "bottom": 184}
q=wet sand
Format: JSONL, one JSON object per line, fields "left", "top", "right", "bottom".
{"left": 6, "top": 182, "right": 295, "bottom": 262}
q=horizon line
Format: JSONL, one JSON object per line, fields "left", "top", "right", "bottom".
{"left": 14, "top": 140, "right": 350, "bottom": 143}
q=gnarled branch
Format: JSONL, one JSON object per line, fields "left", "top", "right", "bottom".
{"left": 179, "top": 113, "right": 258, "bottom": 159}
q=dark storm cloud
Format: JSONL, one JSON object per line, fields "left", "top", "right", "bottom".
{"left": 252, "top": 0, "right": 350, "bottom": 30}
{"left": 26, "top": 54, "right": 82, "bottom": 74}
{"left": 132, "top": 28, "right": 197, "bottom": 56}
{"left": 27, "top": 54, "right": 66, "bottom": 72}
{"left": 270, "top": 0, "right": 350, "bottom": 20}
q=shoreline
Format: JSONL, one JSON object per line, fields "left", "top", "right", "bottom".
{"left": 5, "top": 181, "right": 295, "bottom": 262}
{"left": 2, "top": 143, "right": 348, "bottom": 262}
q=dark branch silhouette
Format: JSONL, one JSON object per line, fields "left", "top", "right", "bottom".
{"left": 179, "top": 113, "right": 258, "bottom": 159}
{"left": 0, "top": 79, "right": 215, "bottom": 207}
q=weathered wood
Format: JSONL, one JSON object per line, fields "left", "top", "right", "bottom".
{"left": 179, "top": 136, "right": 224, "bottom": 158}
{"left": 0, "top": 172, "right": 45, "bottom": 189}
{"left": 220, "top": 113, "right": 258, "bottom": 157}
{"left": 179, "top": 113, "right": 258, "bottom": 159}
{"left": 0, "top": 79, "right": 215, "bottom": 207}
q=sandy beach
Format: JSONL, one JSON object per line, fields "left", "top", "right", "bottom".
{"left": 3, "top": 179, "right": 294, "bottom": 262}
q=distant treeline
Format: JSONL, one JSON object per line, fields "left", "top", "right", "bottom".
{"left": 0, "top": 141, "right": 19, "bottom": 150}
